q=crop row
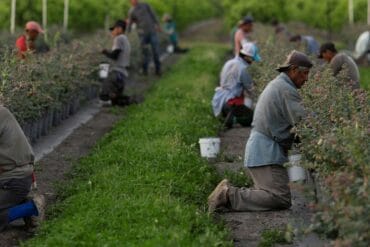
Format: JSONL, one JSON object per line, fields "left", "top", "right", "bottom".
{"left": 249, "top": 25, "right": 369, "bottom": 246}
{"left": 0, "top": 30, "right": 168, "bottom": 143}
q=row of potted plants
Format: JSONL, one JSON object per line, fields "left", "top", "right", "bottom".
{"left": 0, "top": 30, "right": 169, "bottom": 143}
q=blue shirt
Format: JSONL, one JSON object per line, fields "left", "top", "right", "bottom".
{"left": 302, "top": 36, "right": 320, "bottom": 55}
{"left": 212, "top": 56, "right": 253, "bottom": 117}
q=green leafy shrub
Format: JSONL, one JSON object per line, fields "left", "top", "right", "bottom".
{"left": 222, "top": 0, "right": 368, "bottom": 31}
{"left": 247, "top": 25, "right": 370, "bottom": 246}
{"left": 0, "top": 29, "right": 170, "bottom": 124}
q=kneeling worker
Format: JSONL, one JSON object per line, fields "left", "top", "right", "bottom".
{"left": 212, "top": 42, "right": 260, "bottom": 128}
{"left": 209, "top": 51, "right": 312, "bottom": 212}
{"left": 101, "top": 20, "right": 136, "bottom": 106}
{"left": 0, "top": 106, "right": 45, "bottom": 231}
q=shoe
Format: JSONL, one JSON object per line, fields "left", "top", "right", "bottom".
{"left": 23, "top": 193, "right": 45, "bottom": 233}
{"left": 208, "top": 179, "right": 230, "bottom": 213}
{"left": 35, "top": 192, "right": 45, "bottom": 221}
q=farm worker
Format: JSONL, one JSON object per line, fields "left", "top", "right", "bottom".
{"left": 234, "top": 16, "right": 254, "bottom": 56}
{"left": 230, "top": 19, "right": 242, "bottom": 52}
{"left": 208, "top": 51, "right": 312, "bottom": 213}
{"left": 128, "top": 0, "right": 162, "bottom": 76}
{"left": 162, "top": 14, "right": 188, "bottom": 53}
{"left": 212, "top": 42, "right": 260, "bottom": 129}
{"left": 319, "top": 42, "right": 360, "bottom": 89}
{"left": 271, "top": 19, "right": 290, "bottom": 37}
{"left": 101, "top": 20, "right": 135, "bottom": 106}
{"left": 289, "top": 35, "right": 320, "bottom": 56}
{"left": 15, "top": 21, "right": 44, "bottom": 59}
{"left": 0, "top": 106, "right": 45, "bottom": 231}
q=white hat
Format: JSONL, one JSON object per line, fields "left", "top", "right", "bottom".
{"left": 240, "top": 42, "right": 262, "bottom": 62}
{"left": 240, "top": 42, "right": 255, "bottom": 57}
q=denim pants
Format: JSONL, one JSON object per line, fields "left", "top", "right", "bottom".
{"left": 139, "top": 32, "right": 161, "bottom": 73}
{"left": 0, "top": 176, "right": 32, "bottom": 230}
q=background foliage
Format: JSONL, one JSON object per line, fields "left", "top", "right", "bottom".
{"left": 222, "top": 0, "right": 369, "bottom": 31}
{"left": 0, "top": 0, "right": 222, "bottom": 31}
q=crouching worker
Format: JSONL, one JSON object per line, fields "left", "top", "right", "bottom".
{"left": 318, "top": 42, "right": 360, "bottom": 90}
{"left": 162, "top": 14, "right": 188, "bottom": 53}
{"left": 0, "top": 106, "right": 45, "bottom": 231}
{"left": 209, "top": 51, "right": 312, "bottom": 212}
{"left": 101, "top": 20, "right": 136, "bottom": 106}
{"left": 212, "top": 42, "right": 260, "bottom": 128}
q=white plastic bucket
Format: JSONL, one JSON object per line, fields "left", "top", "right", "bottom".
{"left": 199, "top": 137, "right": 221, "bottom": 158}
{"left": 99, "top": 63, "right": 110, "bottom": 79}
{"left": 288, "top": 154, "right": 306, "bottom": 182}
{"left": 167, "top": 44, "right": 174, "bottom": 54}
{"left": 244, "top": 97, "right": 253, "bottom": 109}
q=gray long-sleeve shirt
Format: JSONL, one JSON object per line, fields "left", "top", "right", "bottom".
{"left": 128, "top": 2, "right": 159, "bottom": 34}
{"left": 0, "top": 106, "right": 34, "bottom": 181}
{"left": 212, "top": 56, "right": 253, "bottom": 117}
{"left": 245, "top": 73, "right": 305, "bottom": 167}
{"left": 330, "top": 52, "right": 360, "bottom": 89}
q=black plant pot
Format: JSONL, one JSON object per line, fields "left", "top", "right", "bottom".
{"left": 21, "top": 122, "right": 32, "bottom": 142}
{"left": 53, "top": 109, "right": 62, "bottom": 126}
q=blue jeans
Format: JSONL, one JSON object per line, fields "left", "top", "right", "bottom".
{"left": 139, "top": 32, "right": 161, "bottom": 74}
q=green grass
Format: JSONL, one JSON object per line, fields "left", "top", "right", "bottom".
{"left": 258, "top": 229, "right": 289, "bottom": 247}
{"left": 24, "top": 44, "right": 232, "bottom": 246}
{"left": 359, "top": 67, "right": 370, "bottom": 90}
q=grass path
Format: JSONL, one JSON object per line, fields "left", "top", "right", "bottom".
{"left": 25, "top": 43, "right": 232, "bottom": 246}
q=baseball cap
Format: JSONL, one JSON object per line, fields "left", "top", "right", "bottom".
{"left": 25, "top": 21, "right": 44, "bottom": 33}
{"left": 277, "top": 50, "right": 313, "bottom": 72}
{"left": 241, "top": 16, "right": 254, "bottom": 25}
{"left": 318, "top": 42, "right": 337, "bottom": 58}
{"left": 109, "top": 20, "right": 127, "bottom": 31}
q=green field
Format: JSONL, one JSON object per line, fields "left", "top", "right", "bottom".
{"left": 24, "top": 44, "right": 232, "bottom": 246}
